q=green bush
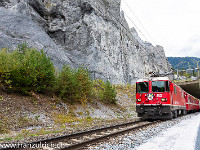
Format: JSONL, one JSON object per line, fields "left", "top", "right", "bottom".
{"left": 93, "top": 79, "right": 117, "bottom": 104}
{"left": 0, "top": 48, "right": 13, "bottom": 90}
{"left": 55, "top": 66, "right": 92, "bottom": 103}
{"left": 100, "top": 81, "right": 117, "bottom": 104}
{"left": 92, "top": 79, "right": 105, "bottom": 98}
{"left": 0, "top": 43, "right": 55, "bottom": 94}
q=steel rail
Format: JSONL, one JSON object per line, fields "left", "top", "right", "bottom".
{"left": 60, "top": 121, "right": 160, "bottom": 150}
{"left": 0, "top": 120, "right": 144, "bottom": 150}
{"left": 0, "top": 120, "right": 162, "bottom": 150}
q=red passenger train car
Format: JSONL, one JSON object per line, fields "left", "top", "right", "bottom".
{"left": 186, "top": 94, "right": 199, "bottom": 112}
{"left": 136, "top": 76, "right": 200, "bottom": 120}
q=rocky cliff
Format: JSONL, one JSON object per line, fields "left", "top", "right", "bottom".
{"left": 0, "top": 0, "right": 171, "bottom": 84}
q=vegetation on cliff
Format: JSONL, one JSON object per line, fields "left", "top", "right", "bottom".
{"left": 0, "top": 43, "right": 55, "bottom": 94}
{"left": 0, "top": 43, "right": 117, "bottom": 104}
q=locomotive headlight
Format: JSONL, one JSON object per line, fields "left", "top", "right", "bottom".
{"left": 137, "top": 99, "right": 141, "bottom": 102}
{"left": 161, "top": 98, "right": 167, "bottom": 102}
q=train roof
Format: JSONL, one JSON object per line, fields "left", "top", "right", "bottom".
{"left": 137, "top": 77, "right": 170, "bottom": 82}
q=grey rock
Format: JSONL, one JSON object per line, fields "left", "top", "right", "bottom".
{"left": 0, "top": 0, "right": 171, "bottom": 84}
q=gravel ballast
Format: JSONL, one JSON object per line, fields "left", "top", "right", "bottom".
{"left": 87, "top": 112, "right": 200, "bottom": 150}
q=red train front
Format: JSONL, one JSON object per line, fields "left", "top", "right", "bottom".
{"left": 136, "top": 76, "right": 187, "bottom": 119}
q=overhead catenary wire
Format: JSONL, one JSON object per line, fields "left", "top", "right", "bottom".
{"left": 122, "top": 11, "right": 150, "bottom": 43}
{"left": 115, "top": 0, "right": 152, "bottom": 43}
{"left": 92, "top": 0, "right": 165, "bottom": 71}
{"left": 96, "top": 0, "right": 164, "bottom": 71}
{"left": 122, "top": 0, "right": 156, "bottom": 45}
{"left": 110, "top": 0, "right": 155, "bottom": 45}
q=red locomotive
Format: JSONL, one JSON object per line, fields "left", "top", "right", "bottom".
{"left": 136, "top": 73, "right": 200, "bottom": 120}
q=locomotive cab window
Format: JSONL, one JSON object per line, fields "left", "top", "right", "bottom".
{"left": 152, "top": 81, "right": 165, "bottom": 92}
{"left": 137, "top": 82, "right": 149, "bottom": 93}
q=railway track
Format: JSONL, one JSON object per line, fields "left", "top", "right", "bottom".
{"left": 1, "top": 120, "right": 161, "bottom": 150}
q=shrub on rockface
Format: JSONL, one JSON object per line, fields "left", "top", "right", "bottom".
{"left": 92, "top": 79, "right": 105, "bottom": 98}
{"left": 0, "top": 48, "right": 13, "bottom": 90}
{"left": 0, "top": 43, "right": 55, "bottom": 94}
{"left": 100, "top": 81, "right": 117, "bottom": 104}
{"left": 55, "top": 66, "right": 92, "bottom": 104}
{"left": 93, "top": 79, "right": 117, "bottom": 104}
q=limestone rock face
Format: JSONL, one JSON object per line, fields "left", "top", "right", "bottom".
{"left": 0, "top": 0, "right": 171, "bottom": 84}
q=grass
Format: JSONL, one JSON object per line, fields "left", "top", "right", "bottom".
{"left": 51, "top": 111, "right": 94, "bottom": 128}
{"left": 1, "top": 129, "right": 62, "bottom": 141}
{"left": 0, "top": 116, "right": 98, "bottom": 141}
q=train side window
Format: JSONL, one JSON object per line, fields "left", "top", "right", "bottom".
{"left": 165, "top": 81, "right": 170, "bottom": 92}
{"left": 174, "top": 86, "right": 177, "bottom": 95}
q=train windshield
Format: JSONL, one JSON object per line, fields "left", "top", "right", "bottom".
{"left": 137, "top": 82, "right": 149, "bottom": 93}
{"left": 152, "top": 81, "right": 165, "bottom": 92}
